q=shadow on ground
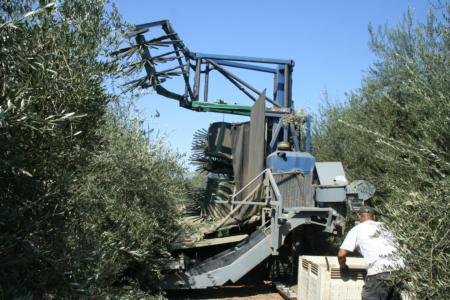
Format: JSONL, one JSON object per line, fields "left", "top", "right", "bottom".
{"left": 166, "top": 282, "right": 282, "bottom": 300}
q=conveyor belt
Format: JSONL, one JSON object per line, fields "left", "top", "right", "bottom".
{"left": 163, "top": 227, "right": 272, "bottom": 289}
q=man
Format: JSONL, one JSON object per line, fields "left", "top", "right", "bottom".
{"left": 338, "top": 206, "right": 405, "bottom": 300}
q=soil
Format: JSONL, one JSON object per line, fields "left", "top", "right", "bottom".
{"left": 166, "top": 282, "right": 283, "bottom": 300}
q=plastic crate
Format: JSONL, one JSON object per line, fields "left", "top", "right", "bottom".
{"left": 298, "top": 255, "right": 366, "bottom": 300}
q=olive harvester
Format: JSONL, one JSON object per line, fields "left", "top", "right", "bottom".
{"left": 114, "top": 20, "right": 375, "bottom": 289}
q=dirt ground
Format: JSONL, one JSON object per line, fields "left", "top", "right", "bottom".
{"left": 166, "top": 283, "right": 284, "bottom": 300}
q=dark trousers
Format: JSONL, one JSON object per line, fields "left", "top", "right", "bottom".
{"left": 362, "top": 272, "right": 402, "bottom": 300}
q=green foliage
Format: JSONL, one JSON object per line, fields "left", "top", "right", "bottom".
{"left": 1, "top": 1, "right": 186, "bottom": 298}
{"left": 187, "top": 170, "right": 207, "bottom": 190}
{"left": 314, "top": 5, "right": 449, "bottom": 299}
{"left": 0, "top": 0, "right": 123, "bottom": 296}
{"left": 70, "top": 107, "right": 185, "bottom": 292}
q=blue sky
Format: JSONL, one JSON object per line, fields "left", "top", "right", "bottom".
{"left": 114, "top": 0, "right": 430, "bottom": 164}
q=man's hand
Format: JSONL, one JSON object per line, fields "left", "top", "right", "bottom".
{"left": 338, "top": 248, "right": 351, "bottom": 277}
{"left": 340, "top": 264, "right": 349, "bottom": 275}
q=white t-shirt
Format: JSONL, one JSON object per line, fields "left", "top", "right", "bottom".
{"left": 340, "top": 220, "right": 405, "bottom": 275}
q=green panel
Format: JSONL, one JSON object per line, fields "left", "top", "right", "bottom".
{"left": 191, "top": 101, "right": 252, "bottom": 116}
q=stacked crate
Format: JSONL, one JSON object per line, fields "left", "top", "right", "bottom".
{"left": 298, "top": 256, "right": 366, "bottom": 300}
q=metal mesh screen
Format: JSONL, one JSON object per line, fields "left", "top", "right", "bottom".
{"left": 273, "top": 172, "right": 314, "bottom": 208}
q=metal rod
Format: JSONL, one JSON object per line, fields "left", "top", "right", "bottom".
{"left": 149, "top": 50, "right": 179, "bottom": 60}
{"left": 259, "top": 218, "right": 270, "bottom": 230}
{"left": 214, "top": 66, "right": 256, "bottom": 102}
{"left": 231, "top": 169, "right": 267, "bottom": 200}
{"left": 136, "top": 35, "right": 156, "bottom": 80}
{"left": 266, "top": 110, "right": 290, "bottom": 118}
{"left": 204, "top": 63, "right": 210, "bottom": 101}
{"left": 276, "top": 66, "right": 285, "bottom": 107}
{"left": 211, "top": 182, "right": 262, "bottom": 232}
{"left": 144, "top": 33, "right": 177, "bottom": 44}
{"left": 157, "top": 64, "right": 186, "bottom": 74}
{"left": 213, "top": 60, "right": 277, "bottom": 74}
{"left": 207, "top": 59, "right": 280, "bottom": 107}
{"left": 193, "top": 58, "right": 201, "bottom": 100}
{"left": 288, "top": 66, "right": 293, "bottom": 107}
{"left": 273, "top": 73, "right": 278, "bottom": 103}
{"left": 283, "top": 124, "right": 288, "bottom": 143}
{"left": 214, "top": 200, "right": 266, "bottom": 206}
{"left": 164, "top": 25, "right": 193, "bottom": 101}
{"left": 290, "top": 122, "right": 300, "bottom": 151}
{"left": 194, "top": 52, "right": 294, "bottom": 65}
{"left": 162, "top": 21, "right": 190, "bottom": 53}
{"left": 269, "top": 120, "right": 283, "bottom": 150}
{"left": 271, "top": 203, "right": 280, "bottom": 253}
{"left": 272, "top": 170, "right": 301, "bottom": 176}
{"left": 267, "top": 170, "right": 283, "bottom": 205}
{"left": 284, "top": 65, "right": 289, "bottom": 107}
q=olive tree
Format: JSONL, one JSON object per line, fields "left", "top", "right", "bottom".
{"left": 313, "top": 5, "right": 449, "bottom": 298}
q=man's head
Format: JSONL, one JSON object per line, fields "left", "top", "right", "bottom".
{"left": 358, "top": 205, "right": 376, "bottom": 222}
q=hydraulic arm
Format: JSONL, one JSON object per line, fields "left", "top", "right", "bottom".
{"left": 114, "top": 20, "right": 305, "bottom": 153}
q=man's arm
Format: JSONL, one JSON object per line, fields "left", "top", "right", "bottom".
{"left": 338, "top": 248, "right": 349, "bottom": 269}
{"left": 338, "top": 227, "right": 357, "bottom": 270}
